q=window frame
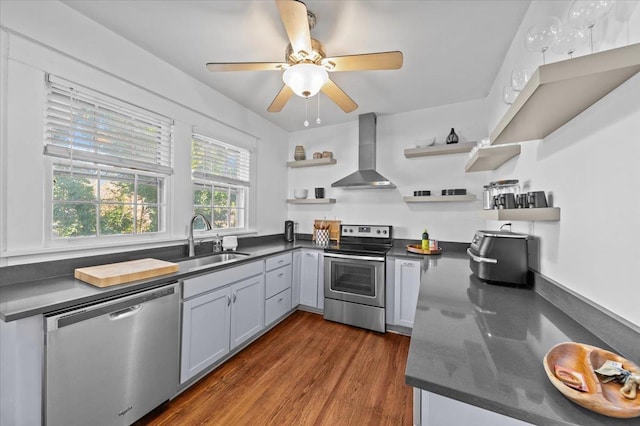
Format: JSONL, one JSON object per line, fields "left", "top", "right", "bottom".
{"left": 43, "top": 75, "right": 174, "bottom": 243}
{"left": 191, "top": 131, "right": 254, "bottom": 234}
{"left": 48, "top": 160, "right": 168, "bottom": 241}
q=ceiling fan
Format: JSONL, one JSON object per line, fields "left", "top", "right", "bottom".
{"left": 205, "top": 0, "right": 403, "bottom": 113}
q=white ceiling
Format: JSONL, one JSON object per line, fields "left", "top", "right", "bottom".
{"left": 62, "top": 0, "right": 531, "bottom": 132}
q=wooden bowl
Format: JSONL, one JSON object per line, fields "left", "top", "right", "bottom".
{"left": 406, "top": 244, "right": 442, "bottom": 255}
{"left": 543, "top": 342, "right": 640, "bottom": 418}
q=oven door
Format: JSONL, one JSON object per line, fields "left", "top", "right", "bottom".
{"left": 323, "top": 253, "right": 385, "bottom": 307}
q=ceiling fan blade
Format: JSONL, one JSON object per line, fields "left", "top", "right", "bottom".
{"left": 322, "top": 51, "right": 403, "bottom": 72}
{"left": 321, "top": 79, "right": 358, "bottom": 113}
{"left": 267, "top": 85, "right": 294, "bottom": 112}
{"left": 206, "top": 62, "right": 287, "bottom": 72}
{"left": 276, "top": 0, "right": 312, "bottom": 56}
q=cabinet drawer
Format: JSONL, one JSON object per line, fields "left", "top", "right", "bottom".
{"left": 265, "top": 252, "right": 292, "bottom": 272}
{"left": 265, "top": 265, "right": 292, "bottom": 299}
{"left": 265, "top": 288, "right": 292, "bottom": 326}
{"left": 183, "top": 260, "right": 263, "bottom": 299}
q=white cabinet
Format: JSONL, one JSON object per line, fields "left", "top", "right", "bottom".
{"left": 394, "top": 258, "right": 421, "bottom": 328}
{"left": 299, "top": 249, "right": 323, "bottom": 309}
{"left": 180, "top": 261, "right": 264, "bottom": 384}
{"left": 230, "top": 275, "right": 265, "bottom": 349}
{"left": 415, "top": 390, "right": 532, "bottom": 426}
{"left": 264, "top": 252, "right": 293, "bottom": 326}
{"left": 0, "top": 315, "right": 43, "bottom": 426}
{"left": 292, "top": 251, "right": 301, "bottom": 307}
{"left": 181, "top": 287, "right": 231, "bottom": 382}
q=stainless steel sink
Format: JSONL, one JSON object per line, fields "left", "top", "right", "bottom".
{"left": 178, "top": 252, "right": 250, "bottom": 271}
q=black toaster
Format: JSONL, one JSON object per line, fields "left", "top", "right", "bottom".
{"left": 467, "top": 230, "right": 533, "bottom": 286}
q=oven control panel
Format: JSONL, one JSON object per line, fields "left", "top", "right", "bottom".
{"left": 341, "top": 225, "right": 392, "bottom": 238}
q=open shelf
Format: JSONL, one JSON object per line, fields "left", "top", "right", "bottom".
{"left": 404, "top": 195, "right": 477, "bottom": 203}
{"left": 481, "top": 207, "right": 560, "bottom": 221}
{"left": 491, "top": 43, "right": 640, "bottom": 145}
{"left": 465, "top": 145, "right": 521, "bottom": 173}
{"left": 287, "top": 158, "right": 337, "bottom": 168}
{"left": 404, "top": 141, "right": 477, "bottom": 158}
{"left": 286, "top": 198, "right": 336, "bottom": 204}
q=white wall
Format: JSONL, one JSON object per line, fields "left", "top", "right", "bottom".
{"left": 0, "top": 1, "right": 288, "bottom": 265}
{"left": 485, "top": 0, "right": 640, "bottom": 326}
{"left": 286, "top": 99, "right": 489, "bottom": 242}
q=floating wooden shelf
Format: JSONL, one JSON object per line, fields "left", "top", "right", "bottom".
{"left": 465, "top": 145, "right": 521, "bottom": 173}
{"left": 286, "top": 198, "right": 336, "bottom": 204}
{"left": 491, "top": 43, "right": 640, "bottom": 145}
{"left": 287, "top": 158, "right": 337, "bottom": 168}
{"left": 481, "top": 207, "right": 560, "bottom": 221}
{"left": 404, "top": 141, "right": 477, "bottom": 158}
{"left": 404, "top": 195, "right": 477, "bottom": 203}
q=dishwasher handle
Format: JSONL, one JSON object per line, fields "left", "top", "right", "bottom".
{"left": 109, "top": 304, "right": 142, "bottom": 321}
{"left": 47, "top": 284, "right": 177, "bottom": 331}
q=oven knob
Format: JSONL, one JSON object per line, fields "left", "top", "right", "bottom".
{"left": 376, "top": 230, "right": 381, "bottom": 234}
{"left": 383, "top": 230, "right": 387, "bottom": 234}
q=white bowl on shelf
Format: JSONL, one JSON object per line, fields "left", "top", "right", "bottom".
{"left": 293, "top": 189, "right": 308, "bottom": 199}
{"left": 416, "top": 137, "right": 436, "bottom": 147}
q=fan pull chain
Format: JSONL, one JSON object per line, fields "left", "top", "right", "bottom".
{"left": 316, "top": 94, "right": 321, "bottom": 124}
{"left": 304, "top": 97, "right": 309, "bottom": 127}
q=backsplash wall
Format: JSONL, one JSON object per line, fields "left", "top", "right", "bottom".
{"left": 286, "top": 98, "right": 489, "bottom": 242}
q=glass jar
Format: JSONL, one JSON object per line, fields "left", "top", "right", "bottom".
{"left": 493, "top": 179, "right": 520, "bottom": 209}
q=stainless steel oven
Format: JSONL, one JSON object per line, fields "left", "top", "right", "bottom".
{"left": 323, "top": 225, "right": 391, "bottom": 333}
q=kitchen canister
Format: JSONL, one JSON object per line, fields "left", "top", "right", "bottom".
{"left": 294, "top": 145, "right": 306, "bottom": 161}
{"left": 315, "top": 229, "right": 330, "bottom": 247}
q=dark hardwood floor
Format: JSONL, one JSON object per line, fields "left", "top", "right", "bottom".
{"left": 136, "top": 311, "right": 412, "bottom": 425}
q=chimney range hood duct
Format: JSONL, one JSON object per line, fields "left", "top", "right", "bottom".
{"left": 331, "top": 113, "right": 395, "bottom": 189}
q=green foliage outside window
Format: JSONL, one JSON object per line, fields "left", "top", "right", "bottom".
{"left": 52, "top": 165, "right": 163, "bottom": 238}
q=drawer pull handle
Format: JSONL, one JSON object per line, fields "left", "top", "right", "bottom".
{"left": 403, "top": 262, "right": 415, "bottom": 267}
{"left": 227, "top": 295, "right": 231, "bottom": 306}
{"left": 278, "top": 298, "right": 283, "bottom": 303}
{"left": 278, "top": 273, "right": 284, "bottom": 277}
{"left": 232, "top": 292, "right": 237, "bottom": 303}
{"left": 278, "top": 260, "right": 284, "bottom": 264}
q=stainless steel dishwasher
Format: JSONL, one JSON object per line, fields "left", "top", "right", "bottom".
{"left": 44, "top": 283, "right": 180, "bottom": 426}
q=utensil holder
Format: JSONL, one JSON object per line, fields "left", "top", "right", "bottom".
{"left": 315, "top": 229, "right": 330, "bottom": 247}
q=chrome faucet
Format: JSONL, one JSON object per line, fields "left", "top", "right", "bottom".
{"left": 188, "top": 214, "right": 212, "bottom": 257}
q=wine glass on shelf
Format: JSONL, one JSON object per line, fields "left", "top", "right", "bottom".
{"left": 551, "top": 23, "right": 587, "bottom": 58}
{"left": 525, "top": 16, "right": 562, "bottom": 64}
{"left": 567, "top": 0, "right": 616, "bottom": 53}
{"left": 503, "top": 85, "right": 517, "bottom": 106}
{"left": 510, "top": 69, "right": 530, "bottom": 92}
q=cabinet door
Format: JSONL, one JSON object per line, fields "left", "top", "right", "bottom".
{"left": 299, "top": 250, "right": 319, "bottom": 307}
{"left": 292, "top": 251, "right": 301, "bottom": 307}
{"left": 181, "top": 287, "right": 231, "bottom": 383}
{"left": 419, "top": 390, "right": 532, "bottom": 426}
{"left": 230, "top": 275, "right": 265, "bottom": 350}
{"left": 394, "top": 259, "right": 421, "bottom": 328}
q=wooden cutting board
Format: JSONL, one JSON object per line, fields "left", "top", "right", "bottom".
{"left": 313, "top": 219, "right": 341, "bottom": 242}
{"left": 74, "top": 258, "right": 179, "bottom": 287}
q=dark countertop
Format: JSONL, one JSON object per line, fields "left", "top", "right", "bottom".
{"left": 404, "top": 250, "right": 638, "bottom": 426}
{"left": 0, "top": 239, "right": 322, "bottom": 322}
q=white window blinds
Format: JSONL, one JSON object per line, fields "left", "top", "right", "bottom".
{"left": 192, "top": 132, "right": 251, "bottom": 186}
{"left": 44, "top": 75, "right": 174, "bottom": 174}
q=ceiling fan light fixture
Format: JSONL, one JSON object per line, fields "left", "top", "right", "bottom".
{"left": 282, "top": 63, "right": 328, "bottom": 98}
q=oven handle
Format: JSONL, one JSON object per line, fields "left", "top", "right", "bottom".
{"left": 323, "top": 252, "right": 385, "bottom": 262}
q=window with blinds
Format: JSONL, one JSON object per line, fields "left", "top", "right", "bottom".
{"left": 192, "top": 132, "right": 251, "bottom": 231}
{"left": 44, "top": 75, "right": 172, "bottom": 239}
{"left": 44, "top": 75, "right": 174, "bottom": 174}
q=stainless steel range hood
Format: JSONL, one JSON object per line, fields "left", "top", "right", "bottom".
{"left": 331, "top": 113, "right": 395, "bottom": 189}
